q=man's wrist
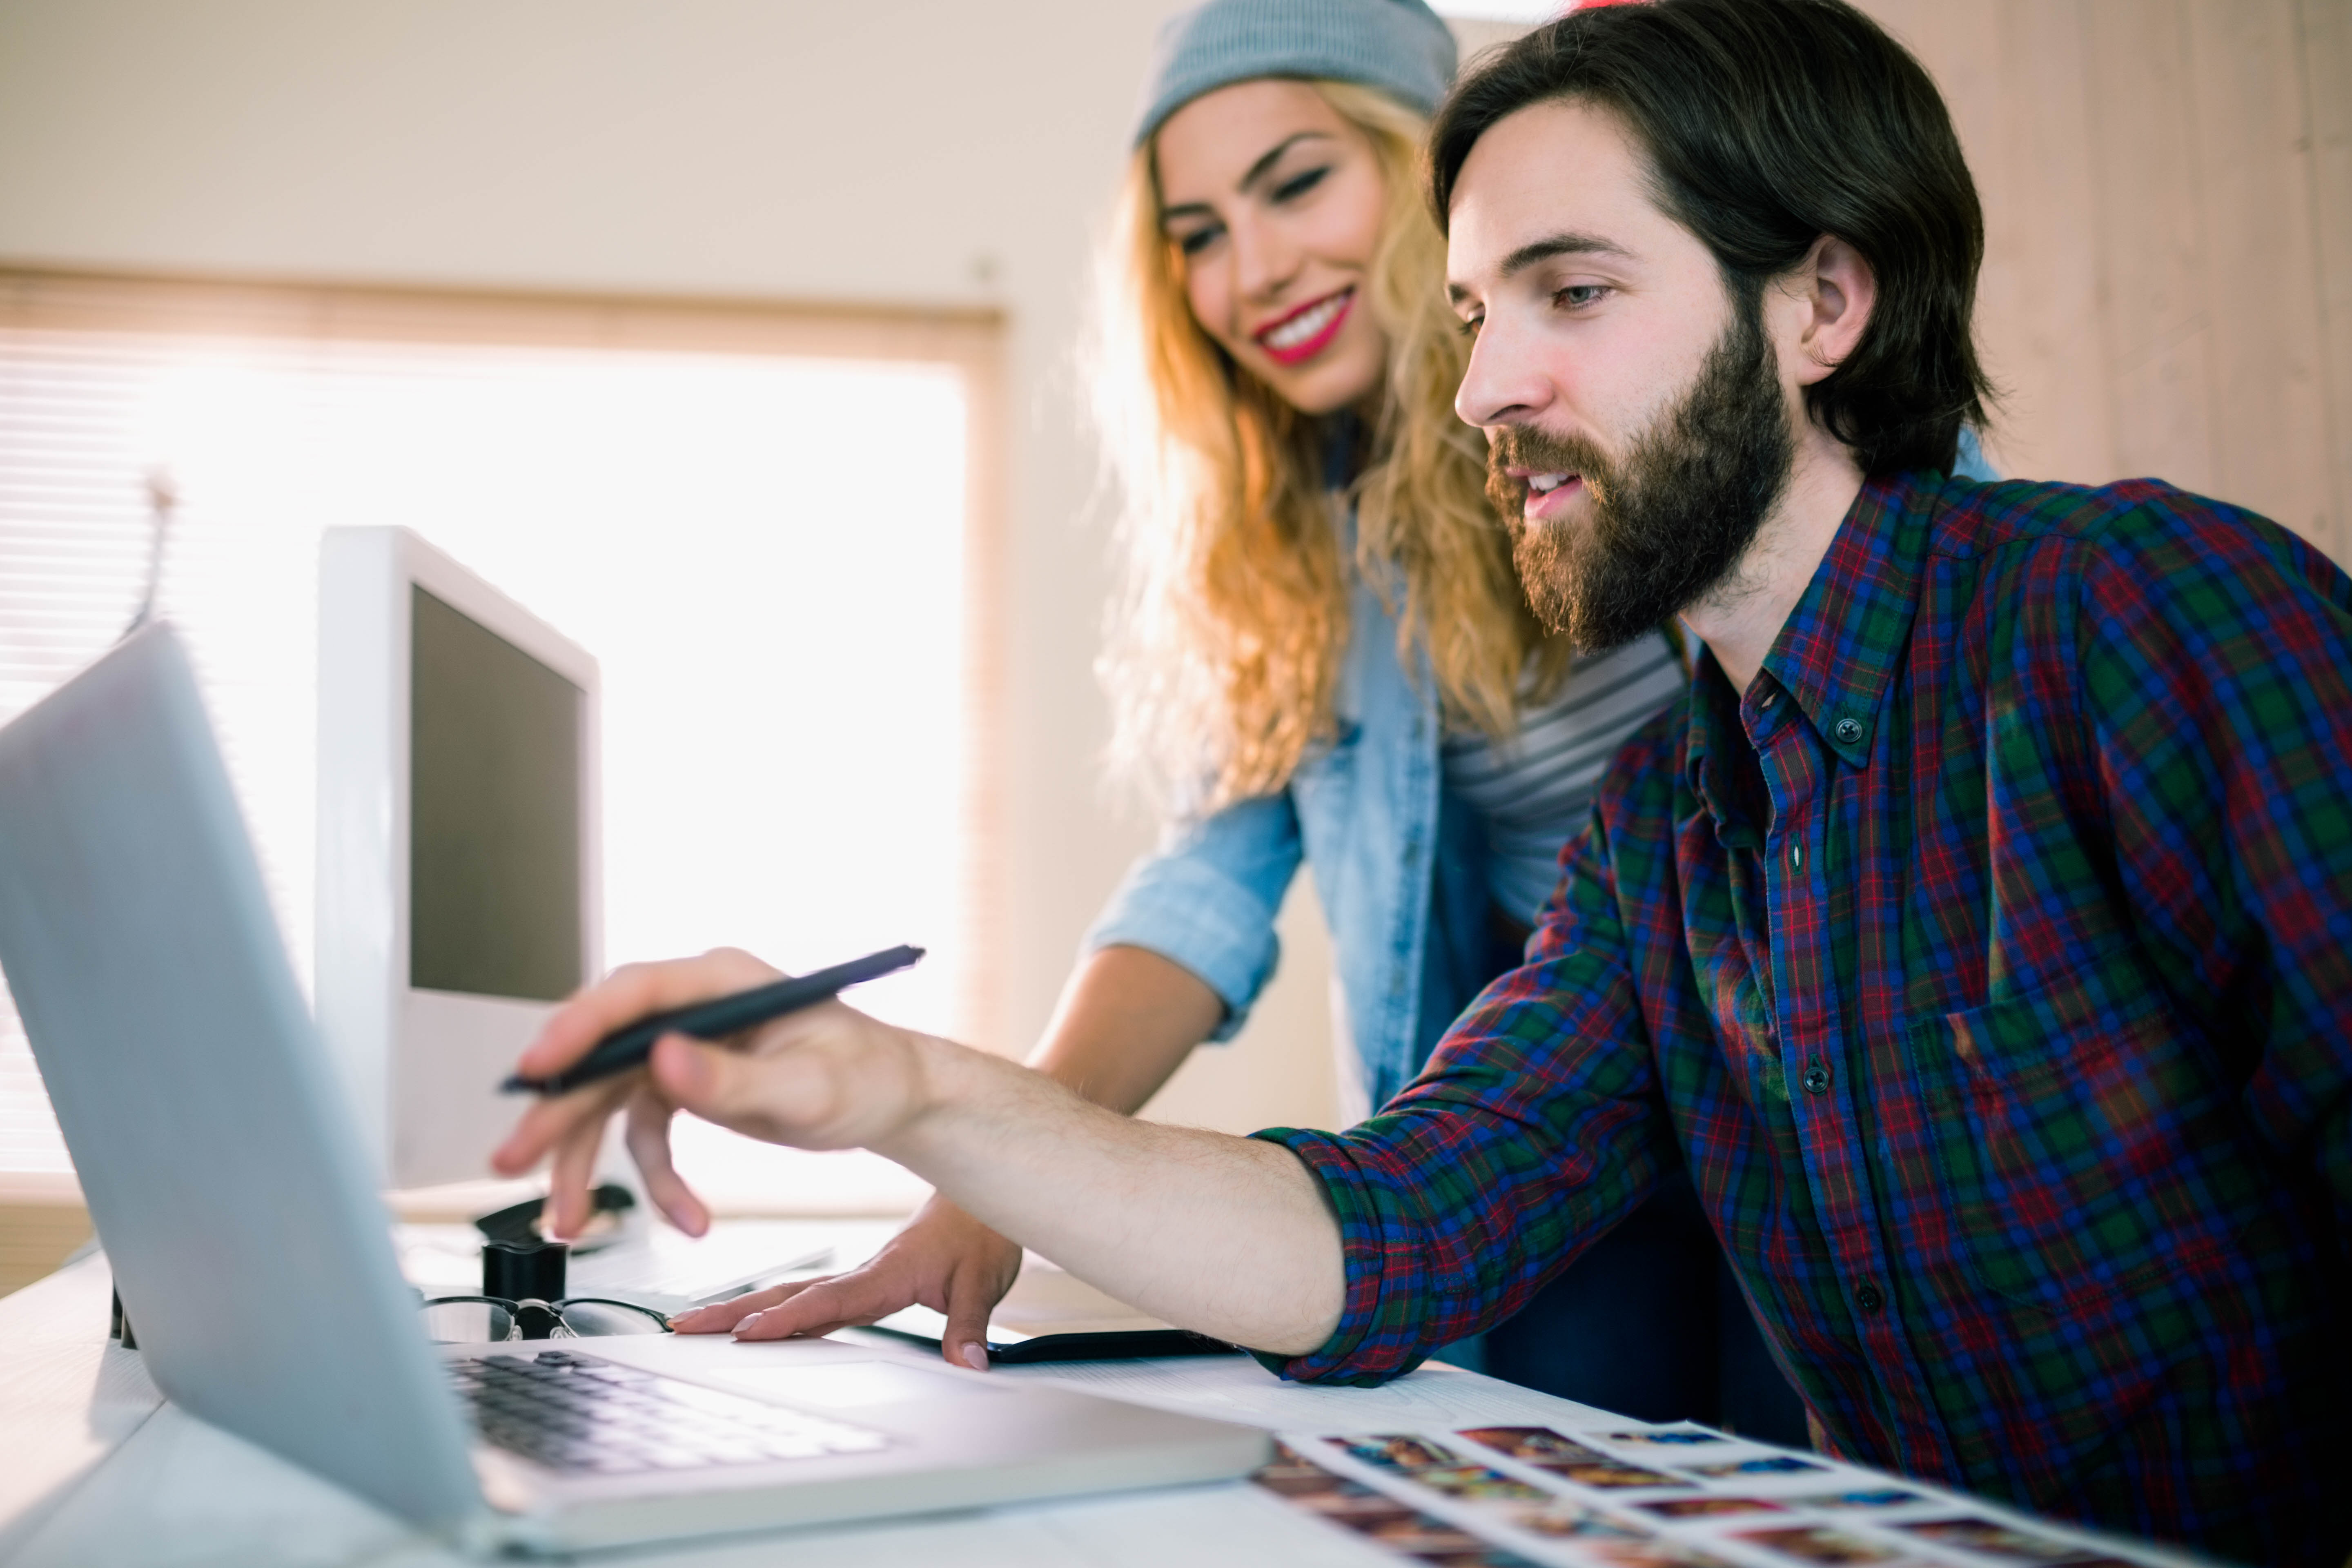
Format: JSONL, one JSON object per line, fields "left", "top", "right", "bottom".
{"left": 871, "top": 1026, "right": 974, "bottom": 1163}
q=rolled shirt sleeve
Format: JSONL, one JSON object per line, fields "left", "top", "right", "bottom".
{"left": 1083, "top": 792, "right": 1305, "bottom": 1042}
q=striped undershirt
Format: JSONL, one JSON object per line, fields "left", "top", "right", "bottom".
{"left": 1441, "top": 629, "right": 1689, "bottom": 925}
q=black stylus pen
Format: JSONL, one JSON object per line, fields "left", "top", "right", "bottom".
{"left": 501, "top": 944, "right": 924, "bottom": 1096}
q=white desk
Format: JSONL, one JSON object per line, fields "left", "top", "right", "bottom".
{"left": 0, "top": 1236, "right": 1617, "bottom": 1568}
{"left": 0, "top": 1230, "right": 2203, "bottom": 1568}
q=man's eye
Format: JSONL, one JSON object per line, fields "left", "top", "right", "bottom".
{"left": 1555, "top": 284, "right": 1608, "bottom": 310}
{"left": 1272, "top": 166, "right": 1330, "bottom": 203}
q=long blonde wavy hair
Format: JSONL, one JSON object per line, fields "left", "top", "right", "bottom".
{"left": 1095, "top": 79, "right": 1572, "bottom": 812}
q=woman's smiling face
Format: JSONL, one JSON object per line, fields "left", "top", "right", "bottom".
{"left": 1154, "top": 78, "right": 1392, "bottom": 416}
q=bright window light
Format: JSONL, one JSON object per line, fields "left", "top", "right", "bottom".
{"left": 0, "top": 323, "right": 973, "bottom": 1210}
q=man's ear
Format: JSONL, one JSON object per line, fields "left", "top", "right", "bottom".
{"left": 1787, "top": 235, "right": 1875, "bottom": 389}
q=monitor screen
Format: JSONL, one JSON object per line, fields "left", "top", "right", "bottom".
{"left": 408, "top": 585, "right": 583, "bottom": 1001}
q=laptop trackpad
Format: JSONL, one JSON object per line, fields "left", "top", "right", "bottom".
{"left": 717, "top": 1362, "right": 1006, "bottom": 1410}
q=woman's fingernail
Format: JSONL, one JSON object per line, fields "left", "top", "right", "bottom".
{"left": 960, "top": 1342, "right": 989, "bottom": 1371}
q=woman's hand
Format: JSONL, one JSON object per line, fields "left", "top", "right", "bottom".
{"left": 490, "top": 947, "right": 934, "bottom": 1240}
{"left": 670, "top": 1195, "right": 1023, "bottom": 1370}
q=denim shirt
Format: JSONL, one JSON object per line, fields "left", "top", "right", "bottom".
{"left": 1083, "top": 429, "right": 1999, "bottom": 1114}
{"left": 1086, "top": 568, "right": 1501, "bottom": 1113}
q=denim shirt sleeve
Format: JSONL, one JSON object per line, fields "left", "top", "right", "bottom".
{"left": 1082, "top": 791, "right": 1305, "bottom": 1042}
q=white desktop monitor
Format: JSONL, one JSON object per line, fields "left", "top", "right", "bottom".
{"left": 316, "top": 527, "right": 601, "bottom": 1189}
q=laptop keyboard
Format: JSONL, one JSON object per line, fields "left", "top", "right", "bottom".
{"left": 450, "top": 1349, "right": 890, "bottom": 1475}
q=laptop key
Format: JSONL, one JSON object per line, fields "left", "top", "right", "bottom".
{"left": 757, "top": 1434, "right": 829, "bottom": 1460}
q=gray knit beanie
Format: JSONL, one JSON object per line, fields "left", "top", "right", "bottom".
{"left": 1131, "top": 0, "right": 1459, "bottom": 148}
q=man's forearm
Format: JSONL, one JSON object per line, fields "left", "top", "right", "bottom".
{"left": 877, "top": 1031, "right": 1345, "bottom": 1355}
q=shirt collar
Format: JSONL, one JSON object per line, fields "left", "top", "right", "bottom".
{"left": 1756, "top": 469, "right": 1945, "bottom": 770}
{"left": 1681, "top": 646, "right": 1753, "bottom": 842}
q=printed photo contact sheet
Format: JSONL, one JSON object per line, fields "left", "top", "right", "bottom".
{"left": 1247, "top": 1419, "right": 2191, "bottom": 1568}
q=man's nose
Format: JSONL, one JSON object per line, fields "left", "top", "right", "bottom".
{"left": 1455, "top": 312, "right": 1551, "bottom": 429}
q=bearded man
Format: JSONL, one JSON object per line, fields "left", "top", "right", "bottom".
{"left": 496, "top": 1, "right": 2352, "bottom": 1560}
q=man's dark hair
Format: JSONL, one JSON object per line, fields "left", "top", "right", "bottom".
{"left": 1430, "top": 0, "right": 1991, "bottom": 476}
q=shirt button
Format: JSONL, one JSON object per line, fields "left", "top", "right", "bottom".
{"left": 1856, "top": 1283, "right": 1884, "bottom": 1314}
{"left": 1834, "top": 716, "right": 1863, "bottom": 745}
{"left": 1759, "top": 693, "right": 1776, "bottom": 709}
{"left": 1789, "top": 842, "right": 1803, "bottom": 869}
{"left": 1802, "top": 1064, "right": 1830, "bottom": 1095}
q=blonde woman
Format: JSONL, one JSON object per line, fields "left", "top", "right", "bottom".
{"left": 679, "top": 0, "right": 1989, "bottom": 1433}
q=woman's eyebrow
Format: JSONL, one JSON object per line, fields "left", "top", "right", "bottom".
{"left": 1159, "top": 129, "right": 1340, "bottom": 229}
{"left": 1236, "top": 131, "right": 1335, "bottom": 195}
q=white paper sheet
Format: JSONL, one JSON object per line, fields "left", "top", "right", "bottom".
{"left": 994, "top": 1350, "right": 1619, "bottom": 1432}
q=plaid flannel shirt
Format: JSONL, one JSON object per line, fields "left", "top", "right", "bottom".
{"left": 1254, "top": 472, "right": 2352, "bottom": 1565}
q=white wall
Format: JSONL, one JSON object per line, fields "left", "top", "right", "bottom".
{"left": 0, "top": 0, "right": 1512, "bottom": 1136}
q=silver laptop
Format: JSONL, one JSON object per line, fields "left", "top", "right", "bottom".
{"left": 0, "top": 626, "right": 1266, "bottom": 1556}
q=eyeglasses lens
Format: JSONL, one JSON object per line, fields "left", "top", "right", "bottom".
{"left": 421, "top": 1297, "right": 518, "bottom": 1343}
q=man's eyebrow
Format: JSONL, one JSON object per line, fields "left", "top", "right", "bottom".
{"left": 1499, "top": 232, "right": 1635, "bottom": 277}
{"left": 1449, "top": 232, "right": 1634, "bottom": 305}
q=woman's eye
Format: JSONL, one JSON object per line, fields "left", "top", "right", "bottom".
{"left": 1272, "top": 166, "right": 1330, "bottom": 203}
{"left": 1456, "top": 315, "right": 1483, "bottom": 339}
{"left": 1555, "top": 284, "right": 1608, "bottom": 310}
{"left": 1174, "top": 226, "right": 1222, "bottom": 257}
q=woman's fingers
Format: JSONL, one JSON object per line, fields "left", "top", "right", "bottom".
{"left": 938, "top": 1274, "right": 1003, "bottom": 1372}
{"left": 673, "top": 1192, "right": 1025, "bottom": 1362}
{"left": 934, "top": 1223, "right": 1024, "bottom": 1371}
{"left": 669, "top": 1280, "right": 808, "bottom": 1335}
{"left": 732, "top": 1261, "right": 920, "bottom": 1341}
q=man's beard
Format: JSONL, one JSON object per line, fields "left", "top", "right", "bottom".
{"left": 1487, "top": 297, "right": 1794, "bottom": 655}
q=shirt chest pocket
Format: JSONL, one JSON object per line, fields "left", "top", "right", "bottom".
{"left": 1908, "top": 942, "right": 2250, "bottom": 1321}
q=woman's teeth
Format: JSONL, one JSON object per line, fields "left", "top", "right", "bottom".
{"left": 1528, "top": 473, "right": 1572, "bottom": 494}
{"left": 1262, "top": 292, "right": 1350, "bottom": 351}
